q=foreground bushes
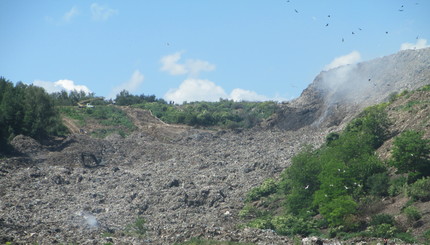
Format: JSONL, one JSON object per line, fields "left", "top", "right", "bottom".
{"left": 240, "top": 100, "right": 429, "bottom": 242}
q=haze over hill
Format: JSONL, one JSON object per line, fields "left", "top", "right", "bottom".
{"left": 0, "top": 48, "right": 429, "bottom": 244}
{"left": 270, "top": 47, "right": 430, "bottom": 131}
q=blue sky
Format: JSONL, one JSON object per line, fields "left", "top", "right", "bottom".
{"left": 1, "top": 1, "right": 429, "bottom": 103}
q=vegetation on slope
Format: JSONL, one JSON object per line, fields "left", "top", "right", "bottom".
{"left": 240, "top": 85, "right": 430, "bottom": 243}
{"left": 58, "top": 106, "right": 136, "bottom": 138}
{"left": 0, "top": 77, "right": 68, "bottom": 154}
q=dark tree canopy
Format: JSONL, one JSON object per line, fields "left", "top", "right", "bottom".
{"left": 0, "top": 77, "right": 67, "bottom": 154}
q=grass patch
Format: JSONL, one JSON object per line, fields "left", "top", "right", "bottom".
{"left": 59, "top": 106, "right": 136, "bottom": 137}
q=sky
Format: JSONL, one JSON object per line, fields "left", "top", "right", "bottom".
{"left": 1, "top": 1, "right": 429, "bottom": 104}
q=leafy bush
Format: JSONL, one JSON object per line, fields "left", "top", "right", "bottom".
{"left": 390, "top": 130, "right": 430, "bottom": 181}
{"left": 344, "top": 104, "right": 390, "bottom": 149}
{"left": 422, "top": 229, "right": 430, "bottom": 243}
{"left": 365, "top": 223, "right": 398, "bottom": 238}
{"left": 318, "top": 195, "right": 357, "bottom": 227}
{"left": 394, "top": 232, "right": 417, "bottom": 244}
{"left": 125, "top": 217, "right": 147, "bottom": 238}
{"left": 388, "top": 177, "right": 408, "bottom": 197}
{"left": 245, "top": 178, "right": 278, "bottom": 202}
{"left": 388, "top": 92, "right": 399, "bottom": 103}
{"left": 246, "top": 217, "right": 273, "bottom": 230}
{"left": 403, "top": 206, "right": 421, "bottom": 222}
{"left": 366, "top": 173, "right": 389, "bottom": 196}
{"left": 369, "top": 214, "right": 395, "bottom": 226}
{"left": 239, "top": 204, "right": 269, "bottom": 219}
{"left": 271, "top": 215, "right": 318, "bottom": 236}
{"left": 407, "top": 177, "right": 430, "bottom": 201}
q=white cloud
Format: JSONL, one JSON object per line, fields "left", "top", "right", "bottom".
{"left": 63, "top": 6, "right": 79, "bottom": 22}
{"left": 323, "top": 51, "right": 361, "bottom": 71}
{"left": 160, "top": 52, "right": 188, "bottom": 75}
{"left": 33, "top": 79, "right": 91, "bottom": 94}
{"left": 164, "top": 78, "right": 227, "bottom": 103}
{"left": 160, "top": 52, "right": 215, "bottom": 77}
{"left": 185, "top": 59, "right": 216, "bottom": 77}
{"left": 230, "top": 88, "right": 269, "bottom": 102}
{"left": 164, "top": 79, "right": 287, "bottom": 104}
{"left": 109, "top": 70, "right": 144, "bottom": 99}
{"left": 400, "top": 39, "right": 429, "bottom": 50}
{"left": 90, "top": 3, "right": 117, "bottom": 21}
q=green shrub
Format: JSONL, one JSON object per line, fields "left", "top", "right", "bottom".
{"left": 246, "top": 217, "right": 273, "bottom": 230}
{"left": 390, "top": 130, "right": 430, "bottom": 180}
{"left": 318, "top": 195, "right": 357, "bottom": 227}
{"left": 370, "top": 214, "right": 395, "bottom": 226}
{"left": 271, "top": 215, "right": 318, "bottom": 236}
{"left": 365, "top": 223, "right": 398, "bottom": 238}
{"left": 407, "top": 177, "right": 430, "bottom": 201}
{"left": 239, "top": 204, "right": 268, "bottom": 219}
{"left": 245, "top": 178, "right": 278, "bottom": 202}
{"left": 388, "top": 92, "right": 399, "bottom": 103}
{"left": 126, "top": 217, "right": 147, "bottom": 238}
{"left": 366, "top": 173, "right": 389, "bottom": 196}
{"left": 394, "top": 232, "right": 416, "bottom": 244}
{"left": 403, "top": 206, "right": 421, "bottom": 222}
{"left": 423, "top": 229, "right": 430, "bottom": 243}
{"left": 388, "top": 176, "right": 408, "bottom": 197}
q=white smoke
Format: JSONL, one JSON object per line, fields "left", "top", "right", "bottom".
{"left": 76, "top": 211, "right": 99, "bottom": 228}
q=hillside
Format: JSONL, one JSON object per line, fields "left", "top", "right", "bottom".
{"left": 269, "top": 48, "right": 430, "bottom": 131}
{"left": 0, "top": 48, "right": 429, "bottom": 244}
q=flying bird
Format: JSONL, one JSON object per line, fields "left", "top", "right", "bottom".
{"left": 386, "top": 31, "right": 389, "bottom": 34}
{"left": 342, "top": 38, "right": 344, "bottom": 42}
{"left": 328, "top": 14, "right": 331, "bottom": 18}
{"left": 305, "top": 185, "right": 309, "bottom": 189}
{"left": 352, "top": 32, "right": 355, "bottom": 34}
{"left": 325, "top": 23, "right": 329, "bottom": 27}
{"left": 358, "top": 28, "right": 362, "bottom": 31}
{"left": 294, "top": 9, "right": 299, "bottom": 13}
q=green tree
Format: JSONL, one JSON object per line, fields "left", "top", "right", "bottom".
{"left": 283, "top": 146, "right": 321, "bottom": 215}
{"left": 318, "top": 195, "right": 357, "bottom": 227}
{"left": 390, "top": 130, "right": 430, "bottom": 181}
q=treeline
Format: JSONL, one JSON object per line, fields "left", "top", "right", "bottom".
{"left": 240, "top": 100, "right": 430, "bottom": 242}
{"left": 112, "top": 90, "right": 279, "bottom": 129}
{"left": 135, "top": 99, "right": 279, "bottom": 129}
{"left": 0, "top": 77, "right": 68, "bottom": 154}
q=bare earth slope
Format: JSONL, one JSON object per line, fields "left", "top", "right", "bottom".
{"left": 0, "top": 48, "right": 429, "bottom": 244}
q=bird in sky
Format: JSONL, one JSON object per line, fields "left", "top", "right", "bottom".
{"left": 325, "top": 23, "right": 329, "bottom": 27}
{"left": 294, "top": 9, "right": 299, "bottom": 13}
{"left": 352, "top": 31, "right": 355, "bottom": 34}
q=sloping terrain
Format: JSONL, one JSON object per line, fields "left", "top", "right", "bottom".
{"left": 0, "top": 116, "right": 329, "bottom": 244}
{"left": 270, "top": 48, "right": 430, "bottom": 131}
{"left": 0, "top": 48, "right": 429, "bottom": 244}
